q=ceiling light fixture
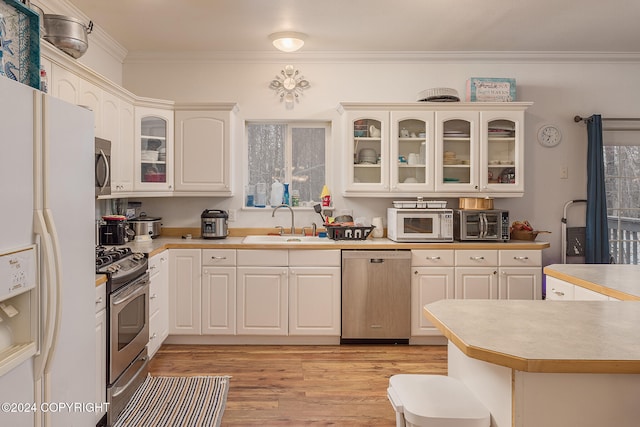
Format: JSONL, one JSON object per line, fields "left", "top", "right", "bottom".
{"left": 269, "top": 32, "right": 306, "bottom": 53}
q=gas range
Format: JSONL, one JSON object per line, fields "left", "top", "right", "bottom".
{"left": 96, "top": 246, "right": 148, "bottom": 292}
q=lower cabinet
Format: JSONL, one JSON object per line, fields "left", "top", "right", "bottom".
{"left": 169, "top": 249, "right": 202, "bottom": 334}
{"left": 94, "top": 283, "right": 106, "bottom": 424}
{"left": 546, "top": 276, "right": 616, "bottom": 301}
{"left": 168, "top": 249, "right": 341, "bottom": 340}
{"left": 411, "top": 248, "right": 542, "bottom": 338}
{"left": 148, "top": 250, "right": 169, "bottom": 357}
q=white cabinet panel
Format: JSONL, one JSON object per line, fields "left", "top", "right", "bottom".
{"left": 499, "top": 267, "right": 541, "bottom": 300}
{"left": 455, "top": 267, "right": 498, "bottom": 299}
{"left": 289, "top": 267, "right": 341, "bottom": 335}
{"left": 236, "top": 267, "right": 288, "bottom": 335}
{"left": 168, "top": 249, "right": 201, "bottom": 334}
{"left": 202, "top": 266, "right": 236, "bottom": 334}
{"left": 411, "top": 266, "right": 455, "bottom": 336}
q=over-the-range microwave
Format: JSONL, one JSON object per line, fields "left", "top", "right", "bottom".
{"left": 387, "top": 208, "right": 454, "bottom": 242}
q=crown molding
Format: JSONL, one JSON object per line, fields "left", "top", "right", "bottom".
{"left": 124, "top": 50, "right": 640, "bottom": 65}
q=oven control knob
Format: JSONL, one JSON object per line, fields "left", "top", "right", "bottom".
{"left": 132, "top": 253, "right": 145, "bottom": 260}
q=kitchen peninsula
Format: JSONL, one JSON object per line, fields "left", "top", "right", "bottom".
{"left": 424, "top": 299, "right": 640, "bottom": 427}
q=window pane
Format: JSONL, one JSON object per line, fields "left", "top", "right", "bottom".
{"left": 247, "top": 124, "right": 286, "bottom": 186}
{"left": 292, "top": 127, "right": 325, "bottom": 203}
{"left": 604, "top": 144, "right": 640, "bottom": 264}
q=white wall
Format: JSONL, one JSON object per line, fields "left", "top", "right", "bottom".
{"left": 119, "top": 56, "right": 640, "bottom": 265}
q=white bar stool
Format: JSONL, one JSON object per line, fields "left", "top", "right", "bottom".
{"left": 388, "top": 374, "right": 490, "bottom": 427}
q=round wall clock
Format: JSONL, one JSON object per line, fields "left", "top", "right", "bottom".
{"left": 537, "top": 124, "right": 562, "bottom": 147}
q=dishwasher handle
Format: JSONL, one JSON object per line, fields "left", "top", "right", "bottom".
{"left": 370, "top": 258, "right": 385, "bottom": 263}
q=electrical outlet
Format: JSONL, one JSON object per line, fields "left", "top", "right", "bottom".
{"left": 228, "top": 209, "right": 237, "bottom": 222}
{"left": 560, "top": 166, "right": 568, "bottom": 179}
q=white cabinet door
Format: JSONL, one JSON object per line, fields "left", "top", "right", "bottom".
{"left": 174, "top": 107, "right": 235, "bottom": 194}
{"left": 288, "top": 267, "right": 341, "bottom": 336}
{"left": 435, "top": 110, "right": 479, "bottom": 193}
{"left": 168, "top": 249, "right": 201, "bottom": 334}
{"left": 148, "top": 251, "right": 169, "bottom": 356}
{"left": 343, "top": 110, "right": 390, "bottom": 193}
{"left": 50, "top": 63, "right": 80, "bottom": 104}
{"left": 499, "top": 267, "right": 542, "bottom": 300}
{"left": 455, "top": 267, "right": 498, "bottom": 299}
{"left": 113, "top": 99, "right": 135, "bottom": 193}
{"left": 134, "top": 106, "right": 174, "bottom": 192}
{"left": 236, "top": 267, "right": 288, "bottom": 335}
{"left": 411, "top": 266, "right": 455, "bottom": 336}
{"left": 389, "top": 111, "right": 435, "bottom": 192}
{"left": 202, "top": 266, "right": 237, "bottom": 335}
{"left": 79, "top": 79, "right": 102, "bottom": 137}
{"left": 574, "top": 285, "right": 609, "bottom": 301}
{"left": 545, "top": 276, "right": 575, "bottom": 301}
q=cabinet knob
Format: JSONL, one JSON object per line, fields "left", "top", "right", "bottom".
{"left": 95, "top": 297, "right": 103, "bottom": 305}
{"left": 150, "top": 333, "right": 157, "bottom": 340}
{"left": 470, "top": 256, "right": 485, "bottom": 260}
{"left": 513, "top": 256, "right": 529, "bottom": 260}
{"left": 211, "top": 256, "right": 227, "bottom": 260}
{"left": 552, "top": 288, "right": 565, "bottom": 296}
{"left": 150, "top": 293, "right": 158, "bottom": 299}
{"left": 426, "top": 256, "right": 441, "bottom": 260}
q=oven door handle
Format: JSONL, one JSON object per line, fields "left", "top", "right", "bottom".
{"left": 113, "top": 280, "right": 148, "bottom": 306}
{"left": 112, "top": 354, "right": 149, "bottom": 398}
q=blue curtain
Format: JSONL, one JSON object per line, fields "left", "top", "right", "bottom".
{"left": 585, "top": 115, "right": 611, "bottom": 263}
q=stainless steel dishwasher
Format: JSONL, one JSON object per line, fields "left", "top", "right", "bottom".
{"left": 341, "top": 250, "right": 411, "bottom": 344}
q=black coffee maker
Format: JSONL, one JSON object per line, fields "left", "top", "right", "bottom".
{"left": 99, "top": 215, "right": 133, "bottom": 245}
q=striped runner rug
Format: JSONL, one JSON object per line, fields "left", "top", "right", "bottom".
{"left": 113, "top": 375, "right": 230, "bottom": 427}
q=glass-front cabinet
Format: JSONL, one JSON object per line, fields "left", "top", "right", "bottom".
{"left": 435, "top": 109, "right": 525, "bottom": 195}
{"left": 344, "top": 110, "right": 389, "bottom": 193}
{"left": 134, "top": 107, "right": 174, "bottom": 192}
{"left": 341, "top": 103, "right": 530, "bottom": 197}
{"left": 390, "top": 112, "right": 434, "bottom": 192}
{"left": 342, "top": 105, "right": 435, "bottom": 195}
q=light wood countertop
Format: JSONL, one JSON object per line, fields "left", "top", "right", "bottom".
{"left": 544, "top": 264, "right": 640, "bottom": 300}
{"left": 424, "top": 299, "right": 640, "bottom": 374}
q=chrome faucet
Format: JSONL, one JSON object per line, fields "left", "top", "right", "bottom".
{"left": 272, "top": 204, "right": 295, "bottom": 235}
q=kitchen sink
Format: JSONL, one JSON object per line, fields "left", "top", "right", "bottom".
{"left": 242, "top": 235, "right": 334, "bottom": 244}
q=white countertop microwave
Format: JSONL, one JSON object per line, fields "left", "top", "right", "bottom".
{"left": 387, "top": 208, "right": 454, "bottom": 242}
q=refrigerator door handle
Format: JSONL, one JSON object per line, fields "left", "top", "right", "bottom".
{"left": 32, "top": 210, "right": 57, "bottom": 381}
{"left": 41, "top": 208, "right": 63, "bottom": 376}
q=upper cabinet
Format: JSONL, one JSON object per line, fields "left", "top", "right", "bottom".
{"left": 435, "top": 109, "right": 525, "bottom": 195}
{"left": 339, "top": 102, "right": 531, "bottom": 198}
{"left": 134, "top": 106, "right": 174, "bottom": 192}
{"left": 174, "top": 104, "right": 238, "bottom": 196}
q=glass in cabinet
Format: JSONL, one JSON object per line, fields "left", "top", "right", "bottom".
{"left": 435, "top": 111, "right": 478, "bottom": 192}
{"left": 134, "top": 107, "right": 174, "bottom": 191}
{"left": 481, "top": 111, "right": 524, "bottom": 193}
{"left": 345, "top": 111, "right": 388, "bottom": 192}
{"left": 390, "top": 112, "right": 434, "bottom": 191}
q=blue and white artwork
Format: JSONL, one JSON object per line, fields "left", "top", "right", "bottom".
{"left": 0, "top": 0, "right": 40, "bottom": 88}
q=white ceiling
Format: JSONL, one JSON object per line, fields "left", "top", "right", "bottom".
{"left": 68, "top": 0, "right": 639, "bottom": 55}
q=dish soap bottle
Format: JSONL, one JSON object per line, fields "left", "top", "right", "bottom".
{"left": 270, "top": 180, "right": 284, "bottom": 207}
{"left": 283, "top": 183, "right": 290, "bottom": 205}
{"left": 321, "top": 185, "right": 331, "bottom": 207}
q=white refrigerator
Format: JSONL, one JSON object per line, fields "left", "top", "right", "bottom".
{"left": 0, "top": 76, "right": 96, "bottom": 426}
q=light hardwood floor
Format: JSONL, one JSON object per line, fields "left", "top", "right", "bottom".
{"left": 149, "top": 344, "right": 448, "bottom": 426}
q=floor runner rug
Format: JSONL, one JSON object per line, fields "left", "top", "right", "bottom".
{"left": 113, "top": 375, "right": 230, "bottom": 427}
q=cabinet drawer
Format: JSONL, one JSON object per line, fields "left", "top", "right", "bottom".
{"left": 202, "top": 249, "right": 236, "bottom": 266}
{"left": 95, "top": 283, "right": 106, "bottom": 313}
{"left": 455, "top": 250, "right": 498, "bottom": 267}
{"left": 411, "top": 250, "right": 454, "bottom": 267}
{"left": 545, "top": 277, "right": 574, "bottom": 301}
{"left": 499, "top": 250, "right": 541, "bottom": 267}
{"left": 289, "top": 250, "right": 340, "bottom": 266}
{"left": 237, "top": 249, "right": 288, "bottom": 266}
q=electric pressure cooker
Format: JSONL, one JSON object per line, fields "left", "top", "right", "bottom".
{"left": 201, "top": 209, "right": 229, "bottom": 239}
